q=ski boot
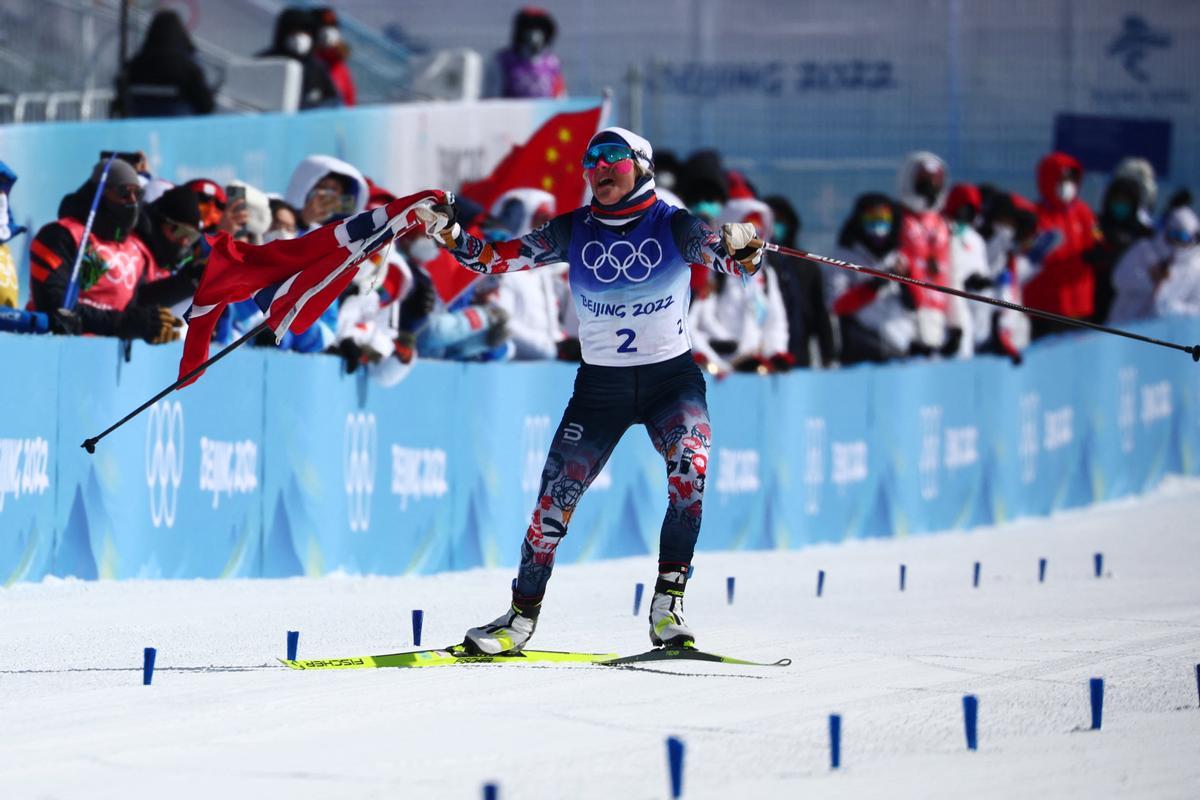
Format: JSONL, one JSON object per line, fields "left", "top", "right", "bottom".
{"left": 648, "top": 570, "right": 695, "bottom": 648}
{"left": 463, "top": 599, "right": 540, "bottom": 655}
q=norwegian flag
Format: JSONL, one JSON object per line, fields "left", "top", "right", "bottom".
{"left": 177, "top": 189, "right": 447, "bottom": 388}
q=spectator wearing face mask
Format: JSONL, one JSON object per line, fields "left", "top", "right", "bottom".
{"left": 827, "top": 193, "right": 917, "bottom": 364}
{"left": 676, "top": 150, "right": 728, "bottom": 224}
{"left": 942, "top": 183, "right": 990, "bottom": 358}
{"left": 897, "top": 151, "right": 960, "bottom": 356}
{"left": 1023, "top": 151, "right": 1099, "bottom": 338}
{"left": 1109, "top": 206, "right": 1200, "bottom": 323}
{"left": 1087, "top": 175, "right": 1155, "bottom": 324}
{"left": 29, "top": 159, "right": 181, "bottom": 343}
{"left": 0, "top": 161, "right": 27, "bottom": 308}
{"left": 219, "top": 181, "right": 272, "bottom": 245}
{"left": 488, "top": 188, "right": 565, "bottom": 360}
{"left": 258, "top": 6, "right": 340, "bottom": 110}
{"left": 284, "top": 155, "right": 369, "bottom": 233}
{"left": 488, "top": 7, "right": 566, "bottom": 99}
{"left": 312, "top": 7, "right": 356, "bottom": 106}
{"left": 183, "top": 178, "right": 227, "bottom": 235}
{"left": 975, "top": 190, "right": 1037, "bottom": 363}
{"left": 1113, "top": 157, "right": 1158, "bottom": 227}
{"left": 265, "top": 198, "right": 299, "bottom": 243}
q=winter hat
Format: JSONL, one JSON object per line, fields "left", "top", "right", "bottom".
{"left": 92, "top": 158, "right": 141, "bottom": 190}
{"left": 587, "top": 127, "right": 653, "bottom": 173}
{"left": 152, "top": 184, "right": 202, "bottom": 227}
{"left": 1163, "top": 206, "right": 1199, "bottom": 246}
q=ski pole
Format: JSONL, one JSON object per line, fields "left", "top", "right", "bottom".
{"left": 81, "top": 321, "right": 269, "bottom": 453}
{"left": 764, "top": 242, "right": 1200, "bottom": 362}
{"left": 62, "top": 154, "right": 120, "bottom": 312}
{"left": 81, "top": 218, "right": 424, "bottom": 454}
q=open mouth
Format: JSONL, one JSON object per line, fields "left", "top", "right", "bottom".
{"left": 598, "top": 177, "right": 615, "bottom": 188}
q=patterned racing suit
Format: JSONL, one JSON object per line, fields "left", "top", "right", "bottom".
{"left": 448, "top": 198, "right": 748, "bottom": 606}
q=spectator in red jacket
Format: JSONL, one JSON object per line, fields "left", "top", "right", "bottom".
{"left": 1023, "top": 152, "right": 1099, "bottom": 337}
{"left": 312, "top": 7, "right": 357, "bottom": 106}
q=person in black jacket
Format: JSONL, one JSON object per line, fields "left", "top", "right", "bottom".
{"left": 764, "top": 195, "right": 835, "bottom": 367}
{"left": 258, "top": 7, "right": 340, "bottom": 110}
{"left": 120, "top": 10, "right": 214, "bottom": 117}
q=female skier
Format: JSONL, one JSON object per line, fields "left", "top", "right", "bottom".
{"left": 416, "top": 127, "right": 765, "bottom": 654}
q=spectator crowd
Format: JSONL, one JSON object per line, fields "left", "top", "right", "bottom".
{"left": 114, "top": 6, "right": 569, "bottom": 117}
{"left": 1, "top": 140, "right": 1197, "bottom": 380}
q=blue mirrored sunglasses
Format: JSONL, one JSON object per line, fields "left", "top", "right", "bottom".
{"left": 583, "top": 143, "right": 634, "bottom": 169}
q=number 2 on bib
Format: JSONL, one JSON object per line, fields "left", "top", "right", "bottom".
{"left": 616, "top": 328, "right": 638, "bottom": 353}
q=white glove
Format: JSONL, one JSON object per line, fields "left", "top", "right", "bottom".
{"left": 721, "top": 222, "right": 764, "bottom": 274}
{"left": 413, "top": 203, "right": 461, "bottom": 247}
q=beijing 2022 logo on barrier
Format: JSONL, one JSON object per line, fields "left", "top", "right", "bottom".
{"left": 344, "top": 412, "right": 377, "bottom": 532}
{"left": 145, "top": 400, "right": 184, "bottom": 528}
{"left": 581, "top": 239, "right": 663, "bottom": 283}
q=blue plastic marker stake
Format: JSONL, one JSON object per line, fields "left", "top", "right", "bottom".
{"left": 286, "top": 630, "right": 299, "bottom": 661}
{"left": 666, "top": 736, "right": 685, "bottom": 798}
{"left": 817, "top": 569, "right": 825, "bottom": 598}
{"left": 1094, "top": 552, "right": 1103, "bottom": 578}
{"left": 687, "top": 565, "right": 695, "bottom": 580}
{"left": 411, "top": 609, "right": 424, "bottom": 647}
{"left": 726, "top": 576, "right": 735, "bottom": 605}
{"left": 1038, "top": 558, "right": 1047, "bottom": 583}
{"left": 829, "top": 714, "right": 841, "bottom": 769}
{"left": 1090, "top": 678, "right": 1104, "bottom": 730}
{"left": 633, "top": 582, "right": 645, "bottom": 616}
{"left": 963, "top": 695, "right": 979, "bottom": 750}
{"left": 972, "top": 561, "right": 981, "bottom": 588}
{"left": 143, "top": 647, "right": 156, "bottom": 686}
{"left": 899, "top": 564, "right": 907, "bottom": 592}
{"left": 482, "top": 783, "right": 498, "bottom": 800}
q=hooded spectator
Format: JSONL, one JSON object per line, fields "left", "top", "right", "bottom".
{"left": 312, "top": 7, "right": 357, "bottom": 106}
{"left": 1023, "top": 151, "right": 1099, "bottom": 337}
{"left": 1109, "top": 206, "right": 1200, "bottom": 323}
{"left": 897, "top": 151, "right": 960, "bottom": 356}
{"left": 120, "top": 10, "right": 214, "bottom": 117}
{"left": 487, "top": 188, "right": 564, "bottom": 360}
{"left": 29, "top": 159, "right": 181, "bottom": 343}
{"left": 974, "top": 191, "right": 1037, "bottom": 363}
{"left": 942, "top": 183, "right": 991, "bottom": 358}
{"left": 1088, "top": 175, "right": 1155, "bottom": 323}
{"left": 826, "top": 192, "right": 916, "bottom": 364}
{"left": 258, "top": 7, "right": 340, "bottom": 109}
{"left": 220, "top": 181, "right": 272, "bottom": 244}
{"left": 1113, "top": 157, "right": 1158, "bottom": 226}
{"left": 285, "top": 155, "right": 369, "bottom": 232}
{"left": 765, "top": 194, "right": 835, "bottom": 367}
{"left": 699, "top": 196, "right": 790, "bottom": 372}
{"left": 0, "top": 161, "right": 27, "bottom": 308}
{"left": 489, "top": 7, "right": 566, "bottom": 99}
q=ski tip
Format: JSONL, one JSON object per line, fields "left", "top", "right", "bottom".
{"left": 774, "top": 658, "right": 792, "bottom": 667}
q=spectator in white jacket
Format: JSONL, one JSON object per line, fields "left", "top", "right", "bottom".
{"left": 703, "top": 197, "right": 790, "bottom": 372}
{"left": 1109, "top": 206, "right": 1200, "bottom": 323}
{"left": 489, "top": 188, "right": 565, "bottom": 360}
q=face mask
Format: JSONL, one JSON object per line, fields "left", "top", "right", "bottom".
{"left": 317, "top": 27, "right": 340, "bottom": 49}
{"left": 285, "top": 32, "right": 312, "bottom": 56}
{"left": 1057, "top": 180, "right": 1078, "bottom": 203}
{"left": 262, "top": 229, "right": 295, "bottom": 244}
{"left": 1109, "top": 200, "right": 1133, "bottom": 221}
{"left": 518, "top": 28, "right": 546, "bottom": 56}
{"left": 991, "top": 223, "right": 1015, "bottom": 246}
{"left": 773, "top": 222, "right": 787, "bottom": 242}
{"left": 692, "top": 201, "right": 722, "bottom": 220}
{"left": 864, "top": 220, "right": 891, "bottom": 240}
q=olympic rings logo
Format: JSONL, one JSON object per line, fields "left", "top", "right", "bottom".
{"left": 145, "top": 400, "right": 184, "bottom": 528}
{"left": 581, "top": 239, "right": 663, "bottom": 283}
{"left": 344, "top": 412, "right": 377, "bottom": 532}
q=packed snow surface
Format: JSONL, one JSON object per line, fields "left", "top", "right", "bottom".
{"left": 3, "top": 479, "right": 1199, "bottom": 799}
